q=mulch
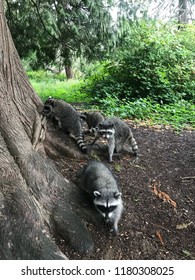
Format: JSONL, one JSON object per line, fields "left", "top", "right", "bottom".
{"left": 48, "top": 120, "right": 195, "bottom": 260}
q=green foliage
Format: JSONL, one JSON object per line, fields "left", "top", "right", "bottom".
{"left": 83, "top": 21, "right": 195, "bottom": 104}
{"left": 6, "top": 0, "right": 116, "bottom": 72}
{"left": 28, "top": 70, "right": 195, "bottom": 130}
{"left": 94, "top": 95, "right": 195, "bottom": 130}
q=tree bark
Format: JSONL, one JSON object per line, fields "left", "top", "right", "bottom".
{"left": 178, "top": 0, "right": 188, "bottom": 24}
{"left": 65, "top": 65, "right": 74, "bottom": 79}
{"left": 0, "top": 0, "right": 95, "bottom": 260}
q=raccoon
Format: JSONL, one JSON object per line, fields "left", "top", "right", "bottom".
{"left": 77, "top": 160, "right": 123, "bottom": 234}
{"left": 90, "top": 117, "right": 138, "bottom": 162}
{"left": 80, "top": 111, "right": 104, "bottom": 129}
{"left": 42, "top": 97, "right": 87, "bottom": 153}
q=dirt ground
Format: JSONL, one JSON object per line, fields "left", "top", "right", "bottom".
{"left": 45, "top": 117, "right": 195, "bottom": 260}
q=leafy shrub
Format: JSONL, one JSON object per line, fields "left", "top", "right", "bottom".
{"left": 83, "top": 21, "right": 195, "bottom": 104}
{"left": 94, "top": 95, "right": 195, "bottom": 129}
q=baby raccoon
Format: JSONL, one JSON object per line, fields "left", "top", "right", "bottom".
{"left": 77, "top": 160, "right": 123, "bottom": 234}
{"left": 42, "top": 97, "right": 87, "bottom": 153}
{"left": 80, "top": 111, "right": 104, "bottom": 129}
{"left": 90, "top": 117, "right": 138, "bottom": 162}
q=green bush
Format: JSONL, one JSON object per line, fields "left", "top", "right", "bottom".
{"left": 82, "top": 21, "right": 195, "bottom": 104}
{"left": 94, "top": 95, "right": 195, "bottom": 129}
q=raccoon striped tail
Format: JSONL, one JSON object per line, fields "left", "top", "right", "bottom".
{"left": 129, "top": 133, "right": 138, "bottom": 155}
{"left": 75, "top": 133, "right": 88, "bottom": 154}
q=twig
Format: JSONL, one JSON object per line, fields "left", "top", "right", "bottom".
{"left": 153, "top": 224, "right": 170, "bottom": 233}
{"left": 182, "top": 176, "right": 195, "bottom": 180}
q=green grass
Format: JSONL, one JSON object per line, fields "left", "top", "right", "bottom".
{"left": 30, "top": 78, "right": 92, "bottom": 103}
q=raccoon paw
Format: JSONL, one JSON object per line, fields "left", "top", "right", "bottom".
{"left": 132, "top": 156, "right": 140, "bottom": 165}
{"left": 83, "top": 130, "right": 91, "bottom": 135}
{"left": 82, "top": 147, "right": 88, "bottom": 154}
{"left": 110, "top": 227, "right": 119, "bottom": 235}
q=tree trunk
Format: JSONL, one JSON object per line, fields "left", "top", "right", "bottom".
{"left": 0, "top": 0, "right": 95, "bottom": 260}
{"left": 178, "top": 0, "right": 188, "bottom": 24}
{"left": 65, "top": 65, "right": 74, "bottom": 79}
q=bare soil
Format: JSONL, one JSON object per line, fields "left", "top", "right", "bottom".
{"left": 45, "top": 118, "right": 195, "bottom": 260}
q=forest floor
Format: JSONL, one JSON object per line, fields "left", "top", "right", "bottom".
{"left": 46, "top": 118, "right": 195, "bottom": 260}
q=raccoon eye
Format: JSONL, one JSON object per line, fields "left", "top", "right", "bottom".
{"left": 96, "top": 205, "right": 106, "bottom": 212}
{"left": 42, "top": 106, "right": 51, "bottom": 115}
{"left": 96, "top": 205, "right": 117, "bottom": 213}
{"left": 114, "top": 192, "right": 122, "bottom": 199}
{"left": 44, "top": 105, "right": 51, "bottom": 110}
{"left": 108, "top": 206, "right": 117, "bottom": 212}
{"left": 107, "top": 131, "right": 113, "bottom": 135}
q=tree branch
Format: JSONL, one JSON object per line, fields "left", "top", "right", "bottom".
{"left": 30, "top": 0, "right": 60, "bottom": 43}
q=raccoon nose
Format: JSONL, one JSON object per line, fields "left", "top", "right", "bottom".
{"left": 104, "top": 213, "right": 109, "bottom": 219}
{"left": 105, "top": 216, "right": 110, "bottom": 222}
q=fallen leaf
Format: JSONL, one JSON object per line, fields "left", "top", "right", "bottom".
{"left": 176, "top": 222, "right": 193, "bottom": 230}
{"left": 156, "top": 230, "right": 164, "bottom": 246}
{"left": 114, "top": 164, "right": 121, "bottom": 172}
{"left": 149, "top": 180, "right": 177, "bottom": 210}
{"left": 182, "top": 250, "right": 192, "bottom": 257}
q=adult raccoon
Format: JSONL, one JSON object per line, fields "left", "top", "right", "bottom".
{"left": 77, "top": 160, "right": 123, "bottom": 234}
{"left": 80, "top": 111, "right": 104, "bottom": 129}
{"left": 90, "top": 117, "right": 138, "bottom": 162}
{"left": 42, "top": 97, "right": 87, "bottom": 153}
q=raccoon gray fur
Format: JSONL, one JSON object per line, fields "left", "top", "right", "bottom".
{"left": 90, "top": 117, "right": 138, "bottom": 162}
{"left": 80, "top": 111, "right": 104, "bottom": 129}
{"left": 77, "top": 160, "right": 123, "bottom": 234}
{"left": 42, "top": 97, "right": 87, "bottom": 153}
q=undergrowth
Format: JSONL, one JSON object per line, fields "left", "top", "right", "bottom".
{"left": 28, "top": 72, "right": 195, "bottom": 130}
{"left": 91, "top": 95, "right": 195, "bottom": 130}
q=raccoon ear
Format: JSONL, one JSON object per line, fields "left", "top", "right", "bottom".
{"left": 114, "top": 192, "right": 122, "bottom": 199}
{"left": 98, "top": 122, "right": 103, "bottom": 127}
{"left": 47, "top": 96, "right": 54, "bottom": 105}
{"left": 93, "top": 191, "right": 101, "bottom": 197}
